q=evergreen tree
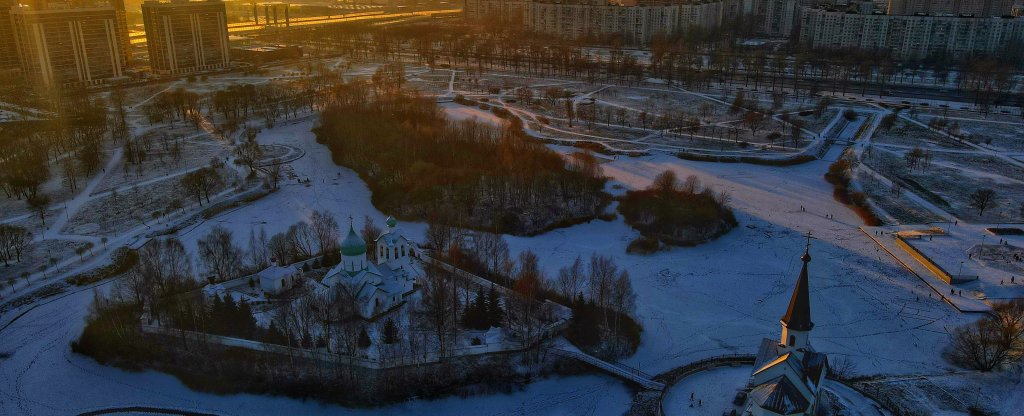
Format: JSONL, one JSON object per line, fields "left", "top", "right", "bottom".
{"left": 265, "top": 321, "right": 287, "bottom": 345}
{"left": 237, "top": 298, "right": 256, "bottom": 338}
{"left": 358, "top": 326, "right": 372, "bottom": 349}
{"left": 487, "top": 285, "right": 504, "bottom": 328}
{"left": 209, "top": 294, "right": 225, "bottom": 334}
{"left": 383, "top": 318, "right": 399, "bottom": 344}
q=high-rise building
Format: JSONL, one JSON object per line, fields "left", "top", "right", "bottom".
{"left": 886, "top": 0, "right": 1014, "bottom": 16}
{"left": 799, "top": 7, "right": 1024, "bottom": 58}
{"left": 10, "top": 3, "right": 129, "bottom": 87}
{"left": 0, "top": 0, "right": 20, "bottom": 71}
{"left": 141, "top": 0, "right": 230, "bottom": 75}
{"left": 465, "top": 0, "right": 725, "bottom": 43}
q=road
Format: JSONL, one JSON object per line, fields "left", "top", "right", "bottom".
{"left": 129, "top": 9, "right": 462, "bottom": 45}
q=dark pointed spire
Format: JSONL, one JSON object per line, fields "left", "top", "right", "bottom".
{"left": 782, "top": 234, "right": 814, "bottom": 331}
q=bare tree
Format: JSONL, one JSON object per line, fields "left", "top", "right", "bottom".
{"left": 197, "top": 226, "right": 244, "bottom": 282}
{"left": 681, "top": 175, "right": 702, "bottom": 194}
{"left": 414, "top": 266, "right": 458, "bottom": 358}
{"left": 588, "top": 254, "right": 617, "bottom": 311}
{"left": 969, "top": 188, "right": 997, "bottom": 216}
{"left": 234, "top": 138, "right": 263, "bottom": 175}
{"left": 118, "top": 238, "right": 193, "bottom": 320}
{"left": 742, "top": 111, "right": 767, "bottom": 135}
{"left": 26, "top": 193, "right": 50, "bottom": 227}
{"left": 0, "top": 225, "right": 31, "bottom": 266}
{"left": 309, "top": 210, "right": 340, "bottom": 256}
{"left": 266, "top": 159, "right": 282, "bottom": 191}
{"left": 905, "top": 147, "right": 926, "bottom": 169}
{"left": 248, "top": 227, "right": 270, "bottom": 269}
{"left": 61, "top": 158, "right": 78, "bottom": 192}
{"left": 286, "top": 221, "right": 315, "bottom": 259}
{"left": 424, "top": 220, "right": 457, "bottom": 252}
{"left": 473, "top": 231, "right": 512, "bottom": 279}
{"left": 556, "top": 256, "right": 585, "bottom": 303}
{"left": 651, "top": 170, "right": 680, "bottom": 194}
{"left": 609, "top": 271, "right": 636, "bottom": 316}
{"left": 180, "top": 168, "right": 222, "bottom": 205}
{"left": 361, "top": 215, "right": 382, "bottom": 262}
{"left": 949, "top": 299, "right": 1024, "bottom": 371}
{"left": 827, "top": 355, "right": 859, "bottom": 380}
{"left": 267, "top": 232, "right": 292, "bottom": 264}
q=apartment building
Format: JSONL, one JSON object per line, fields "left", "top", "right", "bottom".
{"left": 887, "top": 0, "right": 1015, "bottom": 17}
{"left": 799, "top": 7, "right": 1024, "bottom": 58}
{"left": 141, "top": 0, "right": 230, "bottom": 74}
{"left": 465, "top": 0, "right": 726, "bottom": 43}
{"left": 10, "top": 3, "right": 129, "bottom": 86}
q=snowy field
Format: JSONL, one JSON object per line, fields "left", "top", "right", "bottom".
{"left": 2, "top": 62, "right": 1023, "bottom": 414}
{"left": 2, "top": 108, "right": 1006, "bottom": 414}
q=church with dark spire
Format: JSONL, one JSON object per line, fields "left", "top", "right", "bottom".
{"left": 744, "top": 236, "right": 830, "bottom": 416}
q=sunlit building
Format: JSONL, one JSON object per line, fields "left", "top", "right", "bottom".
{"left": 0, "top": 0, "right": 21, "bottom": 71}
{"left": 10, "top": 3, "right": 129, "bottom": 87}
{"left": 465, "top": 0, "right": 725, "bottom": 43}
{"left": 141, "top": 0, "right": 230, "bottom": 74}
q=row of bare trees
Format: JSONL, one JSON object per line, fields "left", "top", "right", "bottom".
{"left": 0, "top": 225, "right": 31, "bottom": 266}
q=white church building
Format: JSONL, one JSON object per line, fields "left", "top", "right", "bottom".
{"left": 320, "top": 216, "right": 422, "bottom": 319}
{"left": 745, "top": 242, "right": 829, "bottom": 416}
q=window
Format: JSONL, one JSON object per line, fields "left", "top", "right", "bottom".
{"left": 789, "top": 335, "right": 796, "bottom": 346}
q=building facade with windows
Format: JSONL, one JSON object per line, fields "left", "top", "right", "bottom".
{"left": 10, "top": 3, "right": 129, "bottom": 86}
{"left": 886, "top": 0, "right": 1015, "bottom": 17}
{"left": 799, "top": 8, "right": 1024, "bottom": 59}
{"left": 465, "top": 0, "right": 725, "bottom": 42}
{"left": 0, "top": 0, "right": 22, "bottom": 72}
{"left": 142, "top": 0, "right": 230, "bottom": 74}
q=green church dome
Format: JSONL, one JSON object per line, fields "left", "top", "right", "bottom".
{"left": 340, "top": 224, "right": 366, "bottom": 256}
{"left": 386, "top": 215, "right": 397, "bottom": 228}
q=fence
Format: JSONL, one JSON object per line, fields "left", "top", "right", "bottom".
{"left": 655, "top": 354, "right": 757, "bottom": 416}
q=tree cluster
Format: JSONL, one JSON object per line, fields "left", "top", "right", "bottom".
{"left": 314, "top": 91, "right": 606, "bottom": 235}
{"left": 461, "top": 285, "right": 504, "bottom": 330}
{"left": 618, "top": 171, "right": 737, "bottom": 248}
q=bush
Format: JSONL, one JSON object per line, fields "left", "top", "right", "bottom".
{"left": 676, "top": 152, "right": 817, "bottom": 166}
{"left": 626, "top": 236, "right": 660, "bottom": 254}
{"left": 823, "top": 159, "right": 883, "bottom": 226}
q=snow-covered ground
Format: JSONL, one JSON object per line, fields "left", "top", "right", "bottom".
{"left": 2, "top": 65, "right": 1021, "bottom": 414}
{"left": 663, "top": 365, "right": 751, "bottom": 416}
